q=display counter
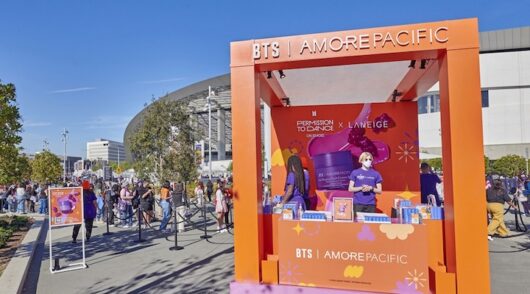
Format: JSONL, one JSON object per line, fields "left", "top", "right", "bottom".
{"left": 277, "top": 219, "right": 435, "bottom": 293}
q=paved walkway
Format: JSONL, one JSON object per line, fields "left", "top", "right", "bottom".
{"left": 23, "top": 206, "right": 234, "bottom": 294}
{"left": 20, "top": 209, "right": 529, "bottom": 293}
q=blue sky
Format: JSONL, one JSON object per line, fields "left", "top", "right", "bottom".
{"left": 1, "top": 0, "right": 529, "bottom": 158}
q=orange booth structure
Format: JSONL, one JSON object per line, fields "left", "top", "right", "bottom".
{"left": 230, "top": 18, "right": 489, "bottom": 293}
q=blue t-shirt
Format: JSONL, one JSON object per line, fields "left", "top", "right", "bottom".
{"left": 83, "top": 190, "right": 97, "bottom": 219}
{"left": 348, "top": 168, "right": 383, "bottom": 205}
{"left": 285, "top": 171, "right": 309, "bottom": 209}
{"left": 420, "top": 173, "right": 441, "bottom": 206}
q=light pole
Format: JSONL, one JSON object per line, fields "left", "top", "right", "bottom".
{"left": 206, "top": 86, "right": 213, "bottom": 180}
{"left": 61, "top": 128, "right": 69, "bottom": 183}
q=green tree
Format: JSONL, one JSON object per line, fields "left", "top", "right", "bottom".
{"left": 0, "top": 81, "right": 24, "bottom": 184}
{"left": 424, "top": 158, "right": 442, "bottom": 171}
{"left": 91, "top": 161, "right": 103, "bottom": 171}
{"left": 31, "top": 151, "right": 62, "bottom": 183}
{"left": 109, "top": 161, "right": 132, "bottom": 172}
{"left": 484, "top": 155, "right": 493, "bottom": 174}
{"left": 129, "top": 98, "right": 197, "bottom": 183}
{"left": 491, "top": 154, "right": 526, "bottom": 177}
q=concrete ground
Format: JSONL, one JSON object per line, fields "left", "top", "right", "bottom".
{"left": 23, "top": 205, "right": 234, "bottom": 294}
{"left": 20, "top": 207, "right": 529, "bottom": 293}
{"left": 488, "top": 212, "right": 530, "bottom": 293}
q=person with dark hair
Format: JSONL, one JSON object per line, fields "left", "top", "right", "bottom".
{"left": 139, "top": 181, "right": 154, "bottom": 228}
{"left": 348, "top": 152, "right": 383, "bottom": 214}
{"left": 72, "top": 181, "right": 97, "bottom": 243}
{"left": 420, "top": 162, "right": 442, "bottom": 206}
{"left": 279, "top": 155, "right": 308, "bottom": 210}
{"left": 487, "top": 178, "right": 516, "bottom": 240}
{"left": 159, "top": 181, "right": 172, "bottom": 232}
{"left": 206, "top": 179, "right": 213, "bottom": 202}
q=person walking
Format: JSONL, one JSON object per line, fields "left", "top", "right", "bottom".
{"left": 38, "top": 185, "right": 48, "bottom": 214}
{"left": 206, "top": 179, "right": 213, "bottom": 202}
{"left": 159, "top": 181, "right": 172, "bottom": 232}
{"left": 195, "top": 181, "right": 205, "bottom": 207}
{"left": 487, "top": 178, "right": 517, "bottom": 240}
{"left": 16, "top": 183, "right": 26, "bottom": 214}
{"left": 119, "top": 183, "right": 133, "bottom": 228}
{"left": 72, "top": 181, "right": 97, "bottom": 243}
{"left": 348, "top": 152, "right": 383, "bottom": 215}
{"left": 215, "top": 181, "right": 228, "bottom": 233}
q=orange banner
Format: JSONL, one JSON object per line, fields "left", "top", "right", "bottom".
{"left": 278, "top": 219, "right": 429, "bottom": 293}
{"left": 49, "top": 187, "right": 83, "bottom": 226}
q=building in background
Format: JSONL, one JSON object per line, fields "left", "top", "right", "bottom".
{"left": 419, "top": 27, "right": 530, "bottom": 159}
{"left": 124, "top": 27, "right": 530, "bottom": 167}
{"left": 58, "top": 155, "right": 82, "bottom": 177}
{"left": 123, "top": 74, "right": 236, "bottom": 164}
{"left": 87, "top": 139, "right": 125, "bottom": 163}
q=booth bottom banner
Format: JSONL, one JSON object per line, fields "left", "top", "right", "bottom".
{"left": 278, "top": 220, "right": 429, "bottom": 293}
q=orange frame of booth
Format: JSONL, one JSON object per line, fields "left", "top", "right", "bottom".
{"left": 230, "top": 18, "right": 489, "bottom": 293}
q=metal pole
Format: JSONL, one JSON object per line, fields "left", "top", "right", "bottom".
{"left": 525, "top": 147, "right": 528, "bottom": 178}
{"left": 61, "top": 128, "right": 69, "bottom": 183}
{"left": 169, "top": 198, "right": 183, "bottom": 250}
{"left": 208, "top": 86, "right": 212, "bottom": 180}
{"left": 118, "top": 144, "right": 120, "bottom": 169}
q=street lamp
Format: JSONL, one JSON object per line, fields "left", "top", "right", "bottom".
{"left": 61, "top": 128, "right": 69, "bottom": 183}
{"left": 205, "top": 86, "right": 217, "bottom": 180}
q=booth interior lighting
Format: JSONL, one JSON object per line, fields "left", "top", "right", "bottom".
{"left": 391, "top": 89, "right": 403, "bottom": 102}
{"left": 420, "top": 59, "right": 428, "bottom": 69}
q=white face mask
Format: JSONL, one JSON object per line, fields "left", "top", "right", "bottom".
{"left": 362, "top": 159, "right": 373, "bottom": 168}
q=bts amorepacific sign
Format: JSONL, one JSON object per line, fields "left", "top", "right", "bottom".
{"left": 253, "top": 27, "right": 448, "bottom": 60}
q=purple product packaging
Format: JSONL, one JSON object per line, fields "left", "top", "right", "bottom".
{"left": 312, "top": 151, "right": 354, "bottom": 190}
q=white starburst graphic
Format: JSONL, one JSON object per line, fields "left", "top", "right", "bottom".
{"left": 395, "top": 143, "right": 417, "bottom": 163}
{"left": 405, "top": 269, "right": 426, "bottom": 289}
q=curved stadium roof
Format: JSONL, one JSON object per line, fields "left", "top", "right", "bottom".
{"left": 123, "top": 73, "right": 232, "bottom": 160}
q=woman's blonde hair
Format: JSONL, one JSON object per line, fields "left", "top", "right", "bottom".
{"left": 358, "top": 152, "right": 373, "bottom": 163}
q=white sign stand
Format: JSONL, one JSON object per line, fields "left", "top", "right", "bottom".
{"left": 48, "top": 187, "right": 87, "bottom": 273}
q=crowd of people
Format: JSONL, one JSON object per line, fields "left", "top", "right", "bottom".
{"left": 0, "top": 175, "right": 234, "bottom": 242}
{"left": 0, "top": 183, "right": 49, "bottom": 214}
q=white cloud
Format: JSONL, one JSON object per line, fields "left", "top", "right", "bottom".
{"left": 50, "top": 87, "right": 96, "bottom": 94}
{"left": 25, "top": 121, "right": 52, "bottom": 127}
{"left": 138, "top": 77, "right": 184, "bottom": 84}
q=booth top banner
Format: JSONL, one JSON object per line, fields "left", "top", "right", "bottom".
{"left": 231, "top": 19, "right": 479, "bottom": 67}
{"left": 49, "top": 187, "right": 84, "bottom": 227}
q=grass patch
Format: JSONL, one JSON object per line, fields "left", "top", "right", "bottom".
{"left": 0, "top": 216, "right": 30, "bottom": 248}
